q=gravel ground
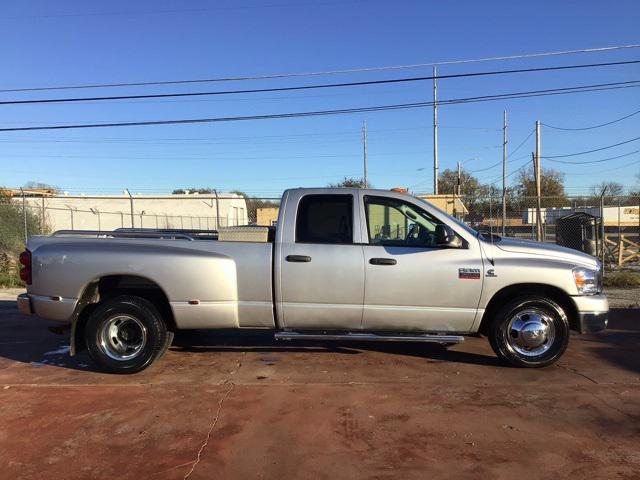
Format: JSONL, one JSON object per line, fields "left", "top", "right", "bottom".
{"left": 604, "top": 287, "right": 640, "bottom": 308}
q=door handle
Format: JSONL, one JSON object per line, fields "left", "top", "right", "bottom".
{"left": 286, "top": 255, "right": 312, "bottom": 263}
{"left": 369, "top": 258, "right": 397, "bottom": 265}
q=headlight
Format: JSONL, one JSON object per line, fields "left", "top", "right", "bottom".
{"left": 573, "top": 267, "right": 599, "bottom": 295}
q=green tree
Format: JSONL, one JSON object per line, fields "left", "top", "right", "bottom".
{"left": 590, "top": 181, "right": 624, "bottom": 197}
{"left": 327, "top": 177, "right": 367, "bottom": 188}
{"left": 230, "top": 190, "right": 278, "bottom": 224}
{"left": 513, "top": 167, "right": 568, "bottom": 208}
{"left": 22, "top": 181, "right": 60, "bottom": 193}
{"left": 0, "top": 190, "right": 41, "bottom": 287}
{"left": 437, "top": 168, "right": 489, "bottom": 197}
{"left": 171, "top": 187, "right": 215, "bottom": 194}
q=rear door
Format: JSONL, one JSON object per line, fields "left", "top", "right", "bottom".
{"left": 359, "top": 193, "right": 483, "bottom": 332}
{"left": 276, "top": 192, "right": 365, "bottom": 329}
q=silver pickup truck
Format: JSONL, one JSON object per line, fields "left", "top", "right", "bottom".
{"left": 17, "top": 188, "right": 608, "bottom": 373}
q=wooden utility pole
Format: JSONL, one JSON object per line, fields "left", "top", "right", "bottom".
{"left": 535, "top": 121, "right": 543, "bottom": 241}
{"left": 433, "top": 66, "right": 439, "bottom": 195}
{"left": 456, "top": 161, "right": 461, "bottom": 196}
{"left": 362, "top": 121, "right": 368, "bottom": 188}
{"left": 502, "top": 110, "right": 508, "bottom": 236}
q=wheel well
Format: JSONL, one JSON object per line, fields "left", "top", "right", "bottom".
{"left": 478, "top": 283, "right": 578, "bottom": 335}
{"left": 73, "top": 275, "right": 175, "bottom": 353}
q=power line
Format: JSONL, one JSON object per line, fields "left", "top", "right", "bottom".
{"left": 542, "top": 135, "right": 640, "bottom": 159}
{"left": 468, "top": 159, "right": 503, "bottom": 173}
{"left": 3, "top": 60, "right": 639, "bottom": 105}
{"left": 3, "top": 44, "right": 639, "bottom": 92}
{"left": 486, "top": 155, "right": 532, "bottom": 185}
{"left": 557, "top": 156, "right": 640, "bottom": 175}
{"left": 542, "top": 107, "right": 640, "bottom": 130}
{"left": 0, "top": 150, "right": 430, "bottom": 161}
{"left": 0, "top": 0, "right": 369, "bottom": 20}
{"left": 2, "top": 80, "right": 639, "bottom": 133}
{"left": 506, "top": 129, "right": 535, "bottom": 159}
{"left": 546, "top": 148, "right": 640, "bottom": 164}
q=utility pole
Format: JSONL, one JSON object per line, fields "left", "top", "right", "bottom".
{"left": 362, "top": 121, "right": 368, "bottom": 188}
{"left": 502, "top": 110, "right": 508, "bottom": 236}
{"left": 433, "top": 65, "right": 439, "bottom": 195}
{"left": 534, "top": 121, "right": 543, "bottom": 241}
{"left": 456, "top": 161, "right": 461, "bottom": 196}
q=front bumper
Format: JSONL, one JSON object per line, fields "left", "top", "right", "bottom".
{"left": 578, "top": 312, "right": 608, "bottom": 333}
{"left": 572, "top": 294, "right": 609, "bottom": 333}
{"left": 17, "top": 293, "right": 33, "bottom": 315}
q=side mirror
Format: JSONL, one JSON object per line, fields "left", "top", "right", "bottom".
{"left": 435, "top": 224, "right": 462, "bottom": 248}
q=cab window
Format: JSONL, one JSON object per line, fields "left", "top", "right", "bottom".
{"left": 364, "top": 196, "right": 440, "bottom": 247}
{"left": 296, "top": 194, "right": 353, "bottom": 244}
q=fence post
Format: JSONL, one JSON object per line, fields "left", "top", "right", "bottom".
{"left": 20, "top": 188, "right": 27, "bottom": 243}
{"left": 214, "top": 189, "right": 220, "bottom": 230}
{"left": 488, "top": 189, "right": 494, "bottom": 237}
{"left": 618, "top": 198, "right": 622, "bottom": 267}
{"left": 125, "top": 189, "right": 135, "bottom": 228}
{"left": 41, "top": 195, "right": 46, "bottom": 234}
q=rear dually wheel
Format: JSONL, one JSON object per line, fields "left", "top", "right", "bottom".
{"left": 85, "top": 295, "right": 167, "bottom": 374}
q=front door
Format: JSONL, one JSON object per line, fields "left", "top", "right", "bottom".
{"left": 279, "top": 193, "right": 364, "bottom": 329}
{"left": 360, "top": 194, "right": 483, "bottom": 332}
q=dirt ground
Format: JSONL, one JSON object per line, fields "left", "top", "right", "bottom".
{"left": 0, "top": 290, "right": 638, "bottom": 480}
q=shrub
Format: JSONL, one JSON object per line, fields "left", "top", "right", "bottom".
{"left": 0, "top": 194, "right": 42, "bottom": 287}
{"left": 603, "top": 271, "right": 640, "bottom": 288}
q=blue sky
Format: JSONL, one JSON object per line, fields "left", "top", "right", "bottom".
{"left": 1, "top": 0, "right": 639, "bottom": 196}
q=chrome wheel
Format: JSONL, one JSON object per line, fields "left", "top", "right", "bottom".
{"left": 99, "top": 314, "right": 147, "bottom": 361}
{"left": 506, "top": 308, "right": 556, "bottom": 357}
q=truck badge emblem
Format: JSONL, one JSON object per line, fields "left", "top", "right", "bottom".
{"left": 458, "top": 268, "right": 481, "bottom": 280}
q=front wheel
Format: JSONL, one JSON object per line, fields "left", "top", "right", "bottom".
{"left": 488, "top": 295, "right": 569, "bottom": 368}
{"left": 85, "top": 295, "right": 168, "bottom": 374}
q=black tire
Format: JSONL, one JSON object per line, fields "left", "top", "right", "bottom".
{"left": 85, "top": 295, "right": 167, "bottom": 374}
{"left": 488, "top": 295, "right": 569, "bottom": 368}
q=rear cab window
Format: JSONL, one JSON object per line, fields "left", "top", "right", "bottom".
{"left": 296, "top": 194, "right": 353, "bottom": 244}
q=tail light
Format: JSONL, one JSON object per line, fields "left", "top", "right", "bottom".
{"left": 19, "top": 250, "right": 32, "bottom": 285}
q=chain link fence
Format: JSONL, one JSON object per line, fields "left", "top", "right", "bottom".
{"left": 0, "top": 192, "right": 281, "bottom": 286}
{"left": 1, "top": 190, "right": 638, "bottom": 286}
{"left": 456, "top": 194, "right": 640, "bottom": 270}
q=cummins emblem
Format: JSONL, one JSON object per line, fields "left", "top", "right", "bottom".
{"left": 458, "top": 268, "right": 481, "bottom": 280}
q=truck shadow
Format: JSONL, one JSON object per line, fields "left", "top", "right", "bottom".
{"left": 578, "top": 308, "right": 640, "bottom": 375}
{"left": 2, "top": 300, "right": 637, "bottom": 374}
{"left": 0, "top": 299, "right": 498, "bottom": 371}
{"left": 171, "top": 329, "right": 500, "bottom": 367}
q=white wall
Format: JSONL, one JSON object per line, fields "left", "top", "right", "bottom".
{"left": 23, "top": 193, "right": 248, "bottom": 231}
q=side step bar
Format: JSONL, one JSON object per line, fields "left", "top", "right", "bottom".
{"left": 274, "top": 331, "right": 464, "bottom": 344}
